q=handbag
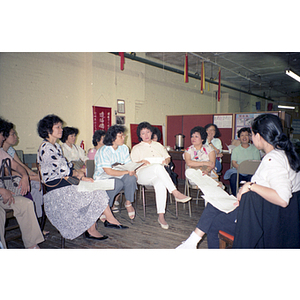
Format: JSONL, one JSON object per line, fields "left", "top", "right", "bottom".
{"left": 0, "top": 158, "right": 22, "bottom": 200}
{"left": 65, "top": 176, "right": 80, "bottom": 185}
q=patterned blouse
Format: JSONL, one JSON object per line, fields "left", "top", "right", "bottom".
{"left": 37, "top": 141, "right": 72, "bottom": 183}
{"left": 185, "top": 144, "right": 214, "bottom": 162}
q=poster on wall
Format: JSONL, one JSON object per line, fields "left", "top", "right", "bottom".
{"left": 92, "top": 106, "right": 111, "bottom": 133}
{"left": 234, "top": 112, "right": 278, "bottom": 139}
{"left": 213, "top": 115, "right": 232, "bottom": 128}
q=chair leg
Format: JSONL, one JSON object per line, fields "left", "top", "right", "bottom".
{"left": 142, "top": 186, "right": 146, "bottom": 219}
{"left": 61, "top": 235, "right": 65, "bottom": 248}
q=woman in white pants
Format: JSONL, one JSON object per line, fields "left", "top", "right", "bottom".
{"left": 131, "top": 122, "right": 191, "bottom": 229}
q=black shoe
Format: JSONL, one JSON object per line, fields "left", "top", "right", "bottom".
{"left": 104, "top": 220, "right": 129, "bottom": 229}
{"left": 84, "top": 231, "right": 108, "bottom": 240}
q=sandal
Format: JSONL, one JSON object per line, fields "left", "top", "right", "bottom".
{"left": 100, "top": 214, "right": 107, "bottom": 222}
{"left": 125, "top": 203, "right": 135, "bottom": 220}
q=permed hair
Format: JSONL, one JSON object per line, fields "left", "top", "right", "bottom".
{"left": 0, "top": 117, "right": 11, "bottom": 138}
{"left": 136, "top": 122, "right": 153, "bottom": 142}
{"left": 103, "top": 125, "right": 125, "bottom": 146}
{"left": 92, "top": 130, "right": 106, "bottom": 146}
{"left": 37, "top": 114, "right": 64, "bottom": 139}
{"left": 190, "top": 126, "right": 207, "bottom": 142}
{"left": 60, "top": 126, "right": 79, "bottom": 143}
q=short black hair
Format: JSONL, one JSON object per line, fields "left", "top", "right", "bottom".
{"left": 103, "top": 125, "right": 125, "bottom": 146}
{"left": 60, "top": 126, "right": 79, "bottom": 143}
{"left": 237, "top": 127, "right": 251, "bottom": 138}
{"left": 37, "top": 114, "right": 64, "bottom": 139}
{"left": 0, "top": 117, "right": 12, "bottom": 138}
{"left": 152, "top": 127, "right": 162, "bottom": 141}
{"left": 92, "top": 130, "right": 106, "bottom": 146}
{"left": 204, "top": 123, "right": 221, "bottom": 138}
{"left": 190, "top": 126, "right": 207, "bottom": 142}
{"left": 136, "top": 122, "right": 153, "bottom": 142}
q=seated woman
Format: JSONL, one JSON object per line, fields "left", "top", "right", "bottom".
{"left": 152, "top": 127, "right": 178, "bottom": 186}
{"left": 130, "top": 122, "right": 191, "bottom": 229}
{"left": 184, "top": 126, "right": 218, "bottom": 184}
{"left": 1, "top": 122, "right": 44, "bottom": 220}
{"left": 177, "top": 113, "right": 300, "bottom": 249}
{"left": 93, "top": 125, "right": 137, "bottom": 221}
{"left": 224, "top": 127, "right": 261, "bottom": 196}
{"left": 60, "top": 126, "right": 88, "bottom": 171}
{"left": 204, "top": 123, "right": 223, "bottom": 173}
{"left": 87, "top": 130, "right": 105, "bottom": 160}
{"left": 37, "top": 114, "right": 126, "bottom": 241}
{"left": 0, "top": 117, "right": 44, "bottom": 249}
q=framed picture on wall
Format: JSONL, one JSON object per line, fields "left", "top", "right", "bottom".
{"left": 117, "top": 99, "right": 125, "bottom": 114}
{"left": 116, "top": 115, "right": 125, "bottom": 125}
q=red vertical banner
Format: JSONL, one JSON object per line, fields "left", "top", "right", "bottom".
{"left": 184, "top": 53, "right": 189, "bottom": 83}
{"left": 93, "top": 106, "right": 111, "bottom": 133}
{"left": 201, "top": 61, "right": 205, "bottom": 94}
{"left": 119, "top": 52, "right": 125, "bottom": 70}
{"left": 218, "top": 68, "right": 221, "bottom": 102}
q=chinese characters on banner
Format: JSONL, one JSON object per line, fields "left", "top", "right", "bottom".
{"left": 92, "top": 106, "right": 111, "bottom": 132}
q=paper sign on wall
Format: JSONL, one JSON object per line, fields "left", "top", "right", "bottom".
{"left": 213, "top": 115, "right": 232, "bottom": 128}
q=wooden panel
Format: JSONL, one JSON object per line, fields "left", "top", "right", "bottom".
{"left": 166, "top": 114, "right": 234, "bottom": 181}
{"left": 166, "top": 115, "right": 183, "bottom": 149}
{"left": 182, "top": 114, "right": 213, "bottom": 149}
{"left": 130, "top": 124, "right": 163, "bottom": 148}
{"left": 169, "top": 150, "right": 184, "bottom": 180}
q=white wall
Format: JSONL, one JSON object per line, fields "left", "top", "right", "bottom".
{"left": 0, "top": 52, "right": 262, "bottom": 153}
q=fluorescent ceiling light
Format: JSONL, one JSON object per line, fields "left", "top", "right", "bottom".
{"left": 278, "top": 105, "right": 295, "bottom": 110}
{"left": 286, "top": 70, "right": 300, "bottom": 83}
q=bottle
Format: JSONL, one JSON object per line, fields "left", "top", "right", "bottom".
{"left": 80, "top": 140, "right": 84, "bottom": 149}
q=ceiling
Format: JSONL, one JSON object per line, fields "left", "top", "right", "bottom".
{"left": 145, "top": 52, "right": 300, "bottom": 103}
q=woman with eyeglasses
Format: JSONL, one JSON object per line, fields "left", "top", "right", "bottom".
{"left": 94, "top": 125, "right": 136, "bottom": 224}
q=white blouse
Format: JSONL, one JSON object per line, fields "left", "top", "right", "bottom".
{"left": 61, "top": 143, "right": 88, "bottom": 163}
{"left": 251, "top": 149, "right": 300, "bottom": 204}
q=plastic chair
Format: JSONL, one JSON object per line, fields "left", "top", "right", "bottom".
{"left": 236, "top": 160, "right": 261, "bottom": 193}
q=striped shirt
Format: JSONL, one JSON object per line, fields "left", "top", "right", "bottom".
{"left": 93, "top": 144, "right": 131, "bottom": 179}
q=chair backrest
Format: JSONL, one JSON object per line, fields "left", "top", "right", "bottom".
{"left": 236, "top": 160, "right": 261, "bottom": 192}
{"left": 86, "top": 160, "right": 95, "bottom": 178}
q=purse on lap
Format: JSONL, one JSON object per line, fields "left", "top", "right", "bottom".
{"left": 0, "top": 158, "right": 22, "bottom": 200}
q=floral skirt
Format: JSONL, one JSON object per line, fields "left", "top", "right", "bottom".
{"left": 44, "top": 185, "right": 109, "bottom": 240}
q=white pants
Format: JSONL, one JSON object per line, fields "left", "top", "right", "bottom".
{"left": 137, "top": 164, "right": 176, "bottom": 214}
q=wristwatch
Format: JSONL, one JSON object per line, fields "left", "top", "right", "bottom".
{"left": 248, "top": 182, "right": 256, "bottom": 191}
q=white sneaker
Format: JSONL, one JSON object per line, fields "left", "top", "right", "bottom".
{"left": 175, "top": 232, "right": 201, "bottom": 249}
{"left": 176, "top": 240, "right": 197, "bottom": 249}
{"left": 0, "top": 241, "right": 4, "bottom": 249}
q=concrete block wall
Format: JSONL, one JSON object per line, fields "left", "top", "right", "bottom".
{"left": 0, "top": 52, "right": 259, "bottom": 153}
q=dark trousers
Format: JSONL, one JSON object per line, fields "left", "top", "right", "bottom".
{"left": 106, "top": 174, "right": 137, "bottom": 207}
{"left": 229, "top": 173, "right": 252, "bottom": 196}
{"left": 197, "top": 203, "right": 238, "bottom": 248}
{"left": 233, "top": 191, "right": 300, "bottom": 248}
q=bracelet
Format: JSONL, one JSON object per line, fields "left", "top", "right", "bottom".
{"left": 248, "top": 182, "right": 256, "bottom": 191}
